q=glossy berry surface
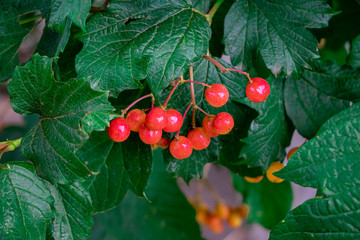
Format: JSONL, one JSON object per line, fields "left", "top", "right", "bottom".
{"left": 169, "top": 136, "right": 193, "bottom": 159}
{"left": 155, "top": 137, "right": 171, "bottom": 148}
{"left": 126, "top": 109, "right": 146, "bottom": 132}
{"left": 145, "top": 107, "right": 168, "bottom": 130}
{"left": 246, "top": 77, "right": 270, "bottom": 102}
{"left": 212, "top": 112, "right": 234, "bottom": 135}
{"left": 244, "top": 175, "right": 263, "bottom": 183}
{"left": 187, "top": 127, "right": 210, "bottom": 150}
{"left": 266, "top": 162, "right": 285, "bottom": 183}
{"left": 163, "top": 109, "right": 183, "bottom": 133}
{"left": 107, "top": 117, "right": 131, "bottom": 142}
{"left": 138, "top": 124, "right": 162, "bottom": 144}
{"left": 205, "top": 83, "right": 229, "bottom": 107}
{"left": 202, "top": 116, "right": 219, "bottom": 137}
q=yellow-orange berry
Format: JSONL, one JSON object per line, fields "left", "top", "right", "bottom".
{"left": 266, "top": 162, "right": 284, "bottom": 183}
{"left": 287, "top": 147, "right": 300, "bottom": 160}
{"left": 206, "top": 214, "right": 224, "bottom": 234}
{"left": 244, "top": 175, "right": 263, "bottom": 183}
{"left": 214, "top": 203, "right": 230, "bottom": 220}
{"left": 227, "top": 212, "right": 243, "bottom": 228}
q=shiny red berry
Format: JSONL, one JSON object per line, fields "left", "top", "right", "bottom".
{"left": 246, "top": 77, "right": 270, "bottom": 102}
{"left": 169, "top": 136, "right": 193, "bottom": 159}
{"left": 139, "top": 124, "right": 162, "bottom": 144}
{"left": 107, "top": 117, "right": 131, "bottom": 142}
{"left": 205, "top": 84, "right": 229, "bottom": 107}
{"left": 126, "top": 109, "right": 146, "bottom": 132}
{"left": 163, "top": 109, "right": 183, "bottom": 133}
{"left": 155, "top": 137, "right": 171, "bottom": 148}
{"left": 145, "top": 107, "right": 168, "bottom": 130}
{"left": 187, "top": 127, "right": 211, "bottom": 150}
{"left": 202, "top": 116, "right": 219, "bottom": 137}
{"left": 212, "top": 112, "right": 234, "bottom": 134}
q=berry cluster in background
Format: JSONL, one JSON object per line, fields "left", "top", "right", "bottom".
{"left": 107, "top": 56, "right": 271, "bottom": 160}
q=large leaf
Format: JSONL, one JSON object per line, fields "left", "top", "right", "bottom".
{"left": 235, "top": 77, "right": 293, "bottom": 171}
{"left": 270, "top": 103, "right": 360, "bottom": 239}
{"left": 77, "top": 131, "right": 153, "bottom": 212}
{"left": 90, "top": 150, "right": 203, "bottom": 240}
{"left": 0, "top": 162, "right": 54, "bottom": 239}
{"left": 284, "top": 61, "right": 360, "bottom": 139}
{"left": 76, "top": 0, "right": 211, "bottom": 97}
{"left": 232, "top": 173, "right": 292, "bottom": 229}
{"left": 7, "top": 55, "right": 114, "bottom": 184}
{"left": 348, "top": 35, "right": 360, "bottom": 68}
{"left": 45, "top": 181, "right": 94, "bottom": 240}
{"left": 0, "top": 0, "right": 51, "bottom": 82}
{"left": 224, "top": 0, "right": 334, "bottom": 76}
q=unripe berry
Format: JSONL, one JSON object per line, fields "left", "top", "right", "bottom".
{"left": 246, "top": 77, "right": 270, "bottom": 102}
{"left": 214, "top": 203, "right": 230, "bottom": 220}
{"left": 206, "top": 213, "right": 224, "bottom": 234}
{"left": 155, "top": 137, "right": 171, "bottom": 148}
{"left": 169, "top": 136, "right": 193, "bottom": 159}
{"left": 266, "top": 162, "right": 285, "bottom": 183}
{"left": 138, "top": 124, "right": 162, "bottom": 144}
{"left": 126, "top": 109, "right": 146, "bottom": 132}
{"left": 244, "top": 175, "right": 263, "bottom": 183}
{"left": 163, "top": 109, "right": 183, "bottom": 133}
{"left": 145, "top": 107, "right": 168, "bottom": 130}
{"left": 107, "top": 117, "right": 131, "bottom": 142}
{"left": 212, "top": 112, "right": 234, "bottom": 134}
{"left": 227, "top": 212, "right": 243, "bottom": 228}
{"left": 205, "top": 84, "right": 229, "bottom": 107}
{"left": 187, "top": 127, "right": 211, "bottom": 150}
{"left": 202, "top": 116, "right": 219, "bottom": 137}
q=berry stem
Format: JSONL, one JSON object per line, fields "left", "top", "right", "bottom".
{"left": 181, "top": 80, "right": 211, "bottom": 88}
{"left": 121, "top": 93, "right": 153, "bottom": 117}
{"left": 189, "top": 66, "right": 197, "bottom": 129}
{"left": 195, "top": 106, "right": 210, "bottom": 116}
{"left": 162, "top": 77, "right": 182, "bottom": 109}
{"left": 202, "top": 55, "right": 253, "bottom": 83}
{"left": 19, "top": 14, "right": 42, "bottom": 25}
{"left": 0, "top": 138, "right": 22, "bottom": 159}
{"left": 175, "top": 102, "right": 192, "bottom": 139}
{"left": 206, "top": 0, "right": 225, "bottom": 23}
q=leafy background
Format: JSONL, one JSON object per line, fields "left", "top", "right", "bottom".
{"left": 1, "top": 0, "right": 360, "bottom": 239}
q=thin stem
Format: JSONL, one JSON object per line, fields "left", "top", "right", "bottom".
{"left": 175, "top": 103, "right": 192, "bottom": 139}
{"left": 189, "top": 66, "right": 197, "bottom": 129}
{"left": 19, "top": 14, "right": 42, "bottom": 25}
{"left": 121, "top": 93, "right": 153, "bottom": 117}
{"left": 0, "top": 138, "right": 22, "bottom": 159}
{"left": 195, "top": 106, "right": 210, "bottom": 116}
{"left": 181, "top": 80, "right": 211, "bottom": 88}
{"left": 227, "top": 68, "right": 252, "bottom": 83}
{"left": 162, "top": 77, "right": 182, "bottom": 109}
{"left": 207, "top": 0, "right": 225, "bottom": 23}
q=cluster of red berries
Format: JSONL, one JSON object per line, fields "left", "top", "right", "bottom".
{"left": 192, "top": 201, "right": 249, "bottom": 234}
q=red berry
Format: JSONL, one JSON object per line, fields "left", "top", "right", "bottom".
{"left": 202, "top": 116, "right": 219, "bottom": 137}
{"left": 107, "top": 117, "right": 131, "bottom": 142}
{"left": 246, "top": 77, "right": 270, "bottom": 102}
{"left": 205, "top": 83, "right": 229, "bottom": 107}
{"left": 163, "top": 109, "right": 183, "bottom": 133}
{"left": 187, "top": 127, "right": 210, "bottom": 150}
{"left": 126, "top": 109, "right": 146, "bottom": 132}
{"left": 212, "top": 112, "right": 234, "bottom": 134}
{"left": 169, "top": 136, "right": 193, "bottom": 159}
{"left": 139, "top": 124, "right": 162, "bottom": 144}
{"left": 145, "top": 107, "right": 168, "bottom": 130}
{"left": 155, "top": 137, "right": 171, "bottom": 148}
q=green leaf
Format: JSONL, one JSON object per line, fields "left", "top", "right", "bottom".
{"left": 284, "top": 61, "right": 360, "bottom": 139}
{"left": 76, "top": 0, "right": 211, "bottom": 97}
{"left": 7, "top": 55, "right": 114, "bottom": 184}
{"left": 77, "top": 131, "right": 153, "bottom": 212}
{"left": 0, "top": 1, "right": 51, "bottom": 82}
{"left": 235, "top": 77, "right": 293, "bottom": 171}
{"left": 192, "top": 0, "right": 212, "bottom": 13}
{"left": 48, "top": 0, "right": 91, "bottom": 32}
{"left": 45, "top": 181, "right": 94, "bottom": 240}
{"left": 90, "top": 150, "right": 203, "bottom": 240}
{"left": 232, "top": 173, "right": 292, "bottom": 229}
{"left": 348, "top": 35, "right": 360, "bottom": 68}
{"left": 224, "top": 0, "right": 334, "bottom": 76}
{"left": 0, "top": 162, "right": 54, "bottom": 239}
{"left": 270, "top": 103, "right": 360, "bottom": 239}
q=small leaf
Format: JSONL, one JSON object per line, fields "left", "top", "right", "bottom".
{"left": 0, "top": 162, "right": 54, "bottom": 239}
{"left": 270, "top": 103, "right": 360, "bottom": 239}
{"left": 348, "top": 34, "right": 360, "bottom": 68}
{"left": 76, "top": 0, "right": 211, "bottom": 97}
{"left": 236, "top": 78, "right": 293, "bottom": 171}
{"left": 224, "top": 0, "right": 334, "bottom": 76}
{"left": 232, "top": 173, "right": 292, "bottom": 229}
{"left": 8, "top": 55, "right": 114, "bottom": 184}
{"left": 48, "top": 0, "right": 91, "bottom": 32}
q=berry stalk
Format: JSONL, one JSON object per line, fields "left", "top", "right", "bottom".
{"left": 162, "top": 77, "right": 182, "bottom": 109}
{"left": 175, "top": 102, "right": 192, "bottom": 139}
{"left": 121, "top": 93, "right": 153, "bottom": 117}
{"left": 181, "top": 80, "right": 211, "bottom": 88}
{"left": 189, "top": 66, "right": 197, "bottom": 129}
{"left": 206, "top": 0, "right": 225, "bottom": 24}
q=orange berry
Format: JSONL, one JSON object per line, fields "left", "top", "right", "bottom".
{"left": 214, "top": 203, "right": 230, "bottom": 220}
{"left": 206, "top": 214, "right": 224, "bottom": 234}
{"left": 287, "top": 146, "right": 300, "bottom": 160}
{"left": 266, "top": 162, "right": 285, "bottom": 183}
{"left": 244, "top": 175, "right": 263, "bottom": 183}
{"left": 227, "top": 212, "right": 243, "bottom": 228}
{"left": 196, "top": 209, "right": 208, "bottom": 224}
{"left": 235, "top": 204, "right": 249, "bottom": 218}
